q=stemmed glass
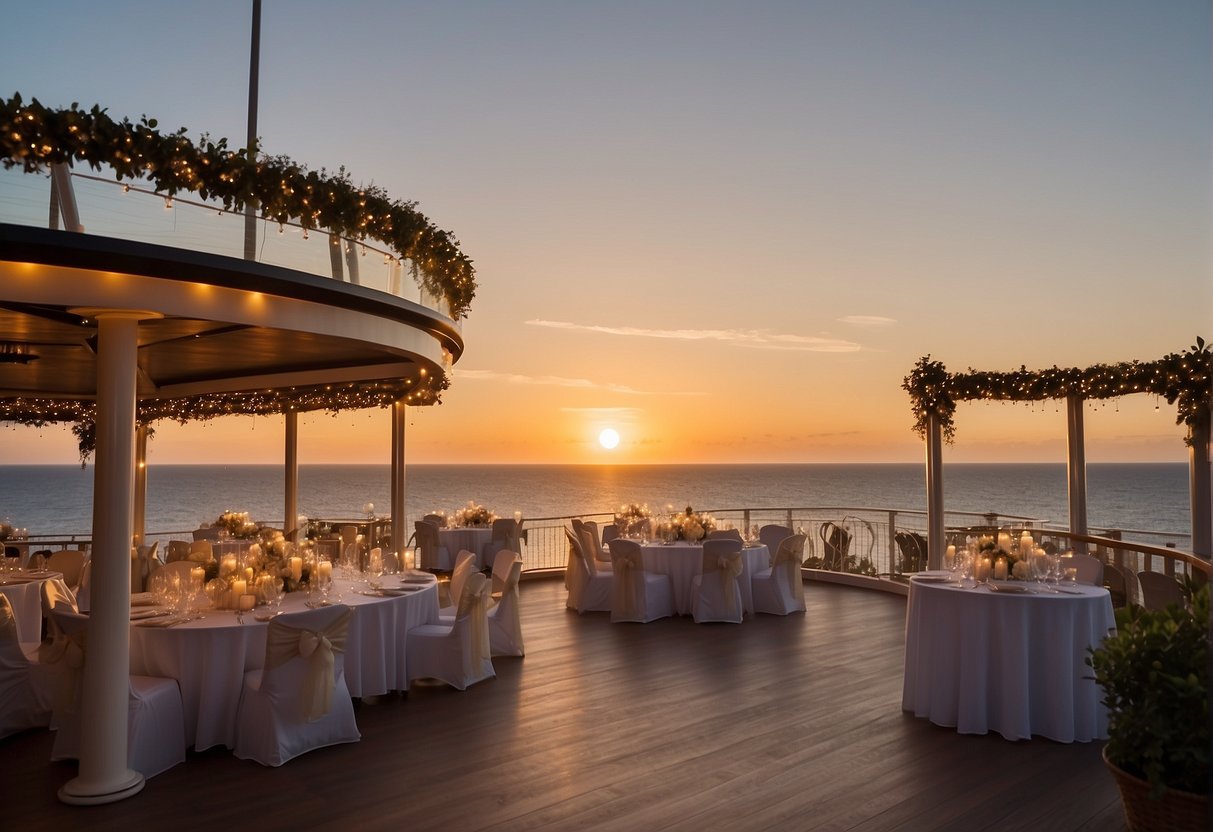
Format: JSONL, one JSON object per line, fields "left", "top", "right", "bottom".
{"left": 1031, "top": 553, "right": 1050, "bottom": 592}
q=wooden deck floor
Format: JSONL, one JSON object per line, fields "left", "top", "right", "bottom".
{"left": 2, "top": 579, "right": 1125, "bottom": 831}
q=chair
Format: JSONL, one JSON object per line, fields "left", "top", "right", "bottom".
{"left": 487, "top": 557, "right": 524, "bottom": 657}
{"left": 46, "top": 549, "right": 86, "bottom": 590}
{"left": 489, "top": 548, "right": 519, "bottom": 598}
{"left": 131, "top": 541, "right": 160, "bottom": 593}
{"left": 0, "top": 595, "right": 53, "bottom": 739}
{"left": 48, "top": 609, "right": 186, "bottom": 778}
{"left": 164, "top": 540, "right": 191, "bottom": 563}
{"left": 691, "top": 539, "right": 745, "bottom": 624}
{"left": 601, "top": 523, "right": 620, "bottom": 544}
{"left": 758, "top": 524, "right": 792, "bottom": 558}
{"left": 414, "top": 520, "right": 453, "bottom": 571}
{"left": 407, "top": 572, "right": 495, "bottom": 690}
{"left": 607, "top": 538, "right": 673, "bottom": 624}
{"left": 422, "top": 513, "right": 448, "bottom": 528}
{"left": 1059, "top": 554, "right": 1103, "bottom": 586}
{"left": 894, "top": 531, "right": 929, "bottom": 574}
{"left": 439, "top": 550, "right": 478, "bottom": 617}
{"left": 233, "top": 605, "right": 360, "bottom": 766}
{"left": 1102, "top": 561, "right": 1135, "bottom": 608}
{"left": 188, "top": 540, "right": 214, "bottom": 562}
{"left": 482, "top": 518, "right": 521, "bottom": 564}
{"left": 707, "top": 529, "right": 744, "bottom": 542}
{"left": 581, "top": 521, "right": 613, "bottom": 567}
{"left": 752, "top": 534, "right": 807, "bottom": 615}
{"left": 1137, "top": 571, "right": 1185, "bottom": 611}
{"left": 564, "top": 527, "right": 612, "bottom": 613}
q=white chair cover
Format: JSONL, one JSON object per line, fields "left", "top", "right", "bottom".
{"left": 707, "top": 529, "right": 744, "bottom": 542}
{"left": 131, "top": 541, "right": 160, "bottom": 593}
{"left": 234, "top": 604, "right": 360, "bottom": 766}
{"left": 490, "top": 548, "right": 519, "bottom": 598}
{"left": 607, "top": 538, "right": 673, "bottom": 624}
{"left": 1060, "top": 554, "right": 1103, "bottom": 586}
{"left": 752, "top": 534, "right": 807, "bottom": 615}
{"left": 564, "top": 527, "right": 612, "bottom": 613}
{"left": 47, "top": 609, "right": 186, "bottom": 778}
{"left": 691, "top": 539, "right": 744, "bottom": 624}
{"left": 75, "top": 559, "right": 93, "bottom": 613}
{"left": 407, "top": 572, "right": 495, "bottom": 690}
{"left": 46, "top": 550, "right": 85, "bottom": 590}
{"left": 482, "top": 518, "right": 521, "bottom": 564}
{"left": 414, "top": 520, "right": 453, "bottom": 571}
{"left": 0, "top": 595, "right": 52, "bottom": 739}
{"left": 759, "top": 524, "right": 793, "bottom": 558}
{"left": 487, "top": 558, "right": 525, "bottom": 657}
{"left": 439, "top": 550, "right": 477, "bottom": 617}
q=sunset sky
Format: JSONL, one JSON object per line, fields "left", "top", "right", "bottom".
{"left": 1, "top": 1, "right": 1208, "bottom": 465}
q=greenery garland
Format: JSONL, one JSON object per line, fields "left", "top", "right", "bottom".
{"left": 903, "top": 337, "right": 1212, "bottom": 446}
{"left": 0, "top": 93, "right": 476, "bottom": 318}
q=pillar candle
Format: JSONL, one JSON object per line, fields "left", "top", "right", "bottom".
{"left": 945, "top": 544, "right": 956, "bottom": 564}
{"left": 404, "top": 548, "right": 415, "bottom": 570}
{"left": 289, "top": 556, "right": 302, "bottom": 582}
{"left": 190, "top": 566, "right": 205, "bottom": 589}
{"left": 994, "top": 557, "right": 1008, "bottom": 580}
{"left": 318, "top": 560, "right": 333, "bottom": 582}
{"left": 231, "top": 579, "right": 247, "bottom": 598}
{"left": 979, "top": 557, "right": 992, "bottom": 582}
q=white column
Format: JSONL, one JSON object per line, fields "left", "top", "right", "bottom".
{"left": 60, "top": 309, "right": 158, "bottom": 805}
{"left": 1190, "top": 414, "right": 1211, "bottom": 560}
{"left": 1066, "top": 395, "right": 1089, "bottom": 555}
{"left": 925, "top": 414, "right": 945, "bottom": 570}
{"left": 132, "top": 423, "right": 149, "bottom": 547}
{"left": 284, "top": 410, "right": 298, "bottom": 542}
{"left": 390, "top": 400, "right": 407, "bottom": 557}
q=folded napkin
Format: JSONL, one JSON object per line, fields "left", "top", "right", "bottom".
{"left": 129, "top": 607, "right": 171, "bottom": 621}
{"left": 135, "top": 615, "right": 184, "bottom": 628}
{"left": 400, "top": 575, "right": 434, "bottom": 585}
{"left": 130, "top": 592, "right": 159, "bottom": 606}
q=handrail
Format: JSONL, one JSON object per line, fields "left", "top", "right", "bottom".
{"left": 1045, "top": 530, "right": 1210, "bottom": 576}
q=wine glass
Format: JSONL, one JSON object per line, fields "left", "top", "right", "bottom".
{"left": 1031, "top": 553, "right": 1050, "bottom": 591}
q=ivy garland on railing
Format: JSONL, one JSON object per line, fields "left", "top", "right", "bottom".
{"left": 0, "top": 93, "right": 476, "bottom": 318}
{"left": 903, "top": 337, "right": 1212, "bottom": 446}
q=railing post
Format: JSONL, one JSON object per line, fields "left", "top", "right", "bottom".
{"left": 1189, "top": 415, "right": 1211, "bottom": 560}
{"left": 50, "top": 163, "right": 82, "bottom": 232}
{"left": 1066, "top": 395, "right": 1090, "bottom": 554}
{"left": 888, "top": 510, "right": 897, "bottom": 575}
{"left": 344, "top": 239, "right": 361, "bottom": 286}
{"left": 328, "top": 234, "right": 344, "bottom": 280}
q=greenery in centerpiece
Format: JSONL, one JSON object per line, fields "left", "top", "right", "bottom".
{"left": 670, "top": 507, "right": 716, "bottom": 542}
{"left": 454, "top": 501, "right": 495, "bottom": 527}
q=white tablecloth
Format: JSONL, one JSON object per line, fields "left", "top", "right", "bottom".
{"left": 128, "top": 576, "right": 439, "bottom": 750}
{"left": 0, "top": 570, "right": 61, "bottom": 643}
{"left": 439, "top": 527, "right": 493, "bottom": 569}
{"left": 901, "top": 579, "right": 1116, "bottom": 742}
{"left": 638, "top": 542, "right": 768, "bottom": 615}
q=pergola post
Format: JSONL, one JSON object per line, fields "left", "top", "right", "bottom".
{"left": 390, "top": 400, "right": 407, "bottom": 559}
{"left": 59, "top": 310, "right": 158, "bottom": 805}
{"left": 132, "top": 423, "right": 149, "bottom": 547}
{"left": 284, "top": 409, "right": 298, "bottom": 542}
{"left": 1190, "top": 414, "right": 1211, "bottom": 560}
{"left": 1066, "top": 395, "right": 1089, "bottom": 554}
{"left": 925, "top": 414, "right": 945, "bottom": 570}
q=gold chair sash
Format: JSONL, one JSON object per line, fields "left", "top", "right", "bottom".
{"left": 0, "top": 595, "right": 17, "bottom": 644}
{"left": 611, "top": 545, "right": 645, "bottom": 619}
{"left": 39, "top": 616, "right": 86, "bottom": 714}
{"left": 702, "top": 548, "right": 743, "bottom": 616}
{"left": 457, "top": 572, "right": 490, "bottom": 665}
{"left": 772, "top": 535, "right": 806, "bottom": 604}
{"left": 264, "top": 608, "right": 351, "bottom": 722}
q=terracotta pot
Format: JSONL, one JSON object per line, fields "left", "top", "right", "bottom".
{"left": 1103, "top": 747, "right": 1209, "bottom": 832}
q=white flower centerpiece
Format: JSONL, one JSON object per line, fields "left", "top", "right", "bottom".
{"left": 453, "top": 501, "right": 496, "bottom": 527}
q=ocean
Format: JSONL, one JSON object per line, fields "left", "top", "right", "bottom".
{"left": 0, "top": 463, "right": 1193, "bottom": 548}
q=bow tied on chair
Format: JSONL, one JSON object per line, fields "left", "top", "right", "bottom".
{"left": 773, "top": 534, "right": 807, "bottom": 605}
{"left": 265, "top": 609, "right": 351, "bottom": 722}
{"left": 455, "top": 572, "right": 491, "bottom": 668}
{"left": 611, "top": 545, "right": 645, "bottom": 620}
{"left": 703, "top": 548, "right": 743, "bottom": 616}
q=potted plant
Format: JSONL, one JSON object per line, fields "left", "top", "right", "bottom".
{"left": 1087, "top": 580, "right": 1209, "bottom": 832}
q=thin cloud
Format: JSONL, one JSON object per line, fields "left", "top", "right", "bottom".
{"left": 559, "top": 407, "right": 644, "bottom": 415}
{"left": 526, "top": 320, "right": 860, "bottom": 352}
{"left": 455, "top": 369, "right": 696, "bottom": 396}
{"left": 839, "top": 315, "right": 897, "bottom": 326}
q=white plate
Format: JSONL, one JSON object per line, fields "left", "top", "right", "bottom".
{"left": 910, "top": 571, "right": 953, "bottom": 583}
{"left": 987, "top": 580, "right": 1029, "bottom": 593}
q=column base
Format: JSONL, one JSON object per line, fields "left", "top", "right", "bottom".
{"left": 58, "top": 769, "right": 145, "bottom": 805}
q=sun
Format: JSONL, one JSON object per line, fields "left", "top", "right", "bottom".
{"left": 598, "top": 428, "right": 620, "bottom": 450}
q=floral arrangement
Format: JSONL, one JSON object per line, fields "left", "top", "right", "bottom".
{"left": 614, "top": 503, "right": 651, "bottom": 534}
{"left": 669, "top": 507, "right": 716, "bottom": 542}
{"left": 453, "top": 501, "right": 495, "bottom": 527}
{"left": 215, "top": 510, "right": 259, "bottom": 539}
{"left": 903, "top": 337, "right": 1212, "bottom": 447}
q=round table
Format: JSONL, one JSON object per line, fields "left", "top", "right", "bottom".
{"left": 439, "top": 527, "right": 493, "bottom": 569}
{"left": 128, "top": 575, "right": 439, "bottom": 750}
{"left": 637, "top": 542, "right": 768, "bottom": 615}
{"left": 0, "top": 570, "right": 62, "bottom": 643}
{"left": 901, "top": 578, "right": 1115, "bottom": 742}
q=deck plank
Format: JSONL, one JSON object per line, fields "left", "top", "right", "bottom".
{"left": 0, "top": 579, "right": 1124, "bottom": 831}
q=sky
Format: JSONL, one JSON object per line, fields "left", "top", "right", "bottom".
{"left": 0, "top": 1, "right": 1209, "bottom": 465}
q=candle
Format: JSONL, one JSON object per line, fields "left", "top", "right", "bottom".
{"left": 245, "top": 566, "right": 254, "bottom": 581}
{"left": 997, "top": 533, "right": 1011, "bottom": 552}
{"left": 221, "top": 555, "right": 237, "bottom": 576}
{"left": 318, "top": 560, "right": 332, "bottom": 583}
{"left": 369, "top": 548, "right": 383, "bottom": 574}
{"left": 514, "top": 511, "right": 522, "bottom": 523}
{"left": 1064, "top": 567, "right": 1078, "bottom": 584}
{"left": 232, "top": 578, "right": 247, "bottom": 598}
{"left": 190, "top": 566, "right": 205, "bottom": 589}
{"left": 238, "top": 593, "right": 256, "bottom": 612}
{"left": 994, "top": 557, "right": 1008, "bottom": 581}
{"left": 945, "top": 544, "right": 956, "bottom": 566}
{"left": 403, "top": 548, "right": 415, "bottom": 570}
{"left": 978, "top": 557, "right": 992, "bottom": 582}
{"left": 289, "top": 556, "right": 302, "bottom": 582}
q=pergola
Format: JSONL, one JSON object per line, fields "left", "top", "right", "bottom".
{"left": 0, "top": 96, "right": 474, "bottom": 804}
{"left": 903, "top": 342, "right": 1213, "bottom": 568}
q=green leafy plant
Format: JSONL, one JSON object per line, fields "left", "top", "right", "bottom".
{"left": 1087, "top": 583, "right": 1209, "bottom": 797}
